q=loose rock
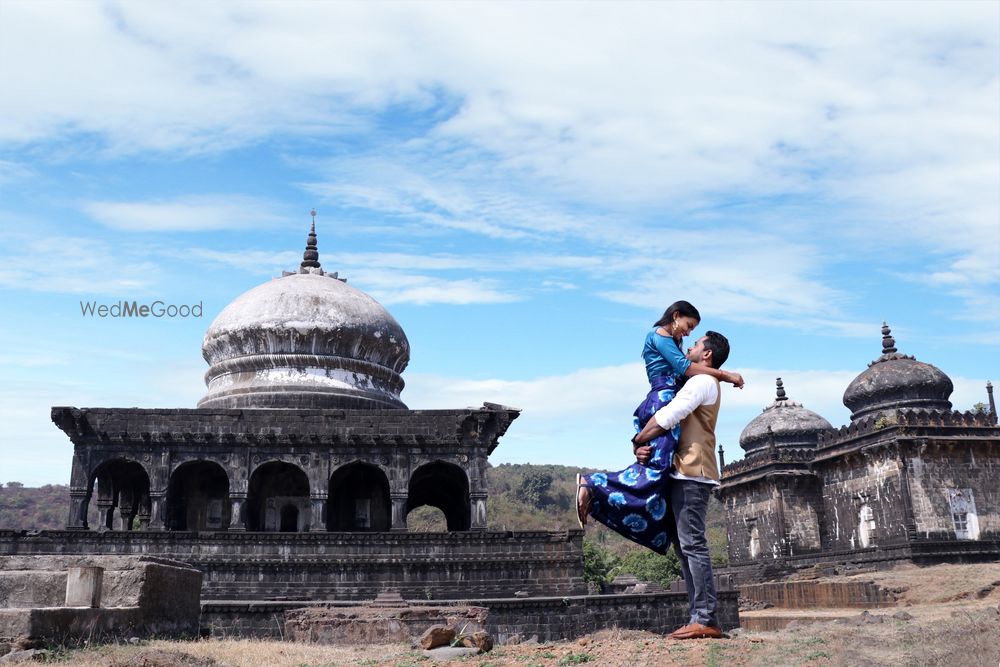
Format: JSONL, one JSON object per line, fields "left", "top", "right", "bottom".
{"left": 419, "top": 624, "right": 456, "bottom": 650}
{"left": 422, "top": 646, "right": 479, "bottom": 662}
{"left": 0, "top": 650, "right": 52, "bottom": 664}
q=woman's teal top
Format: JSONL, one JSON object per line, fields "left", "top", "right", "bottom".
{"left": 641, "top": 328, "right": 691, "bottom": 381}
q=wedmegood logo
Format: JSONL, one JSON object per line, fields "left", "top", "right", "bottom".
{"left": 79, "top": 300, "right": 203, "bottom": 318}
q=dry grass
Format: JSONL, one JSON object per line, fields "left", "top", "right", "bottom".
{"left": 44, "top": 638, "right": 419, "bottom": 667}
{"left": 35, "top": 563, "right": 1000, "bottom": 667}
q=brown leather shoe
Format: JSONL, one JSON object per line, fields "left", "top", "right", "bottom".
{"left": 672, "top": 623, "right": 723, "bottom": 639}
{"left": 668, "top": 623, "right": 696, "bottom": 638}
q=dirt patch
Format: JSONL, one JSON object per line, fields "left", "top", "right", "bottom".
{"left": 109, "top": 649, "right": 217, "bottom": 667}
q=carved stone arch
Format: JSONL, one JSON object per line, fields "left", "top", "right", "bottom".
{"left": 165, "top": 459, "right": 231, "bottom": 531}
{"left": 407, "top": 460, "right": 471, "bottom": 532}
{"left": 87, "top": 457, "right": 152, "bottom": 531}
{"left": 246, "top": 460, "right": 310, "bottom": 532}
{"left": 328, "top": 460, "right": 390, "bottom": 531}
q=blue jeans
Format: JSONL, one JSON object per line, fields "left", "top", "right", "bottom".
{"left": 666, "top": 479, "right": 717, "bottom": 626}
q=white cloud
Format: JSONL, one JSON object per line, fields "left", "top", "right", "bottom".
{"left": 348, "top": 269, "right": 518, "bottom": 306}
{"left": 1, "top": 2, "right": 996, "bottom": 330}
{"left": 404, "top": 362, "right": 993, "bottom": 470}
{"left": 0, "top": 226, "right": 161, "bottom": 295}
{"left": 81, "top": 195, "right": 287, "bottom": 232}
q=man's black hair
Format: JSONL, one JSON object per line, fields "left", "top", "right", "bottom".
{"left": 703, "top": 331, "right": 730, "bottom": 369}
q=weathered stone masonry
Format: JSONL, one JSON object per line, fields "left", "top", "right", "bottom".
{"left": 720, "top": 326, "right": 1000, "bottom": 583}
{"left": 53, "top": 406, "right": 513, "bottom": 535}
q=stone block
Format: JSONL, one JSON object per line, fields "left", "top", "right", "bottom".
{"left": 0, "top": 556, "right": 201, "bottom": 644}
{"left": 64, "top": 567, "right": 102, "bottom": 608}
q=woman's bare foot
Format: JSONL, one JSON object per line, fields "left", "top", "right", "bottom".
{"left": 576, "top": 474, "right": 592, "bottom": 528}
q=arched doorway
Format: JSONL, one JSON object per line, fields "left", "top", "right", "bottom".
{"left": 407, "top": 461, "right": 470, "bottom": 532}
{"left": 87, "top": 459, "right": 151, "bottom": 531}
{"left": 327, "top": 462, "right": 390, "bottom": 531}
{"left": 247, "top": 461, "right": 310, "bottom": 532}
{"left": 165, "top": 461, "right": 230, "bottom": 531}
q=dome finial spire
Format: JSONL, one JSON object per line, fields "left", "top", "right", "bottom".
{"left": 881, "top": 322, "right": 897, "bottom": 355}
{"left": 775, "top": 377, "right": 787, "bottom": 402}
{"left": 301, "top": 210, "right": 321, "bottom": 269}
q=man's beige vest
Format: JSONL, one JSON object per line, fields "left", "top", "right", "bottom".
{"left": 673, "top": 378, "right": 721, "bottom": 481}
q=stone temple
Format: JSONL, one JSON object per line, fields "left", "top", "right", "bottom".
{"left": 1, "top": 220, "right": 738, "bottom": 639}
{"left": 720, "top": 324, "right": 1000, "bottom": 582}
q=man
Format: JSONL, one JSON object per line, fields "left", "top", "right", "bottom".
{"left": 632, "top": 330, "right": 731, "bottom": 640}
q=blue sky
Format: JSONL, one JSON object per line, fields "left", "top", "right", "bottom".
{"left": 0, "top": 1, "right": 997, "bottom": 486}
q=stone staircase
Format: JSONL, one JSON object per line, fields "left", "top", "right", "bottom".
{"left": 738, "top": 579, "right": 897, "bottom": 631}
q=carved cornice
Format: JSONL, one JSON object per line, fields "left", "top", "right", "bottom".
{"left": 50, "top": 404, "right": 521, "bottom": 453}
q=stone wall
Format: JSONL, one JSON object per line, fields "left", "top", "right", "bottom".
{"left": 780, "top": 476, "right": 823, "bottom": 555}
{"left": 905, "top": 440, "right": 1000, "bottom": 540}
{"left": 814, "top": 448, "right": 907, "bottom": 551}
{"left": 724, "top": 479, "right": 785, "bottom": 562}
{"left": 202, "top": 591, "right": 742, "bottom": 641}
{"left": 0, "top": 530, "right": 587, "bottom": 602}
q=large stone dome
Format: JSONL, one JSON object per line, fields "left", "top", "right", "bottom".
{"left": 842, "top": 323, "right": 952, "bottom": 422}
{"left": 198, "top": 220, "right": 410, "bottom": 410}
{"left": 740, "top": 378, "right": 833, "bottom": 453}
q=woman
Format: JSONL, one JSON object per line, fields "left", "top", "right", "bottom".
{"left": 575, "top": 300, "right": 743, "bottom": 554}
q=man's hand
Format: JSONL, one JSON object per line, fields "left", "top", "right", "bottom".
{"left": 725, "top": 371, "right": 745, "bottom": 389}
{"left": 633, "top": 415, "right": 667, "bottom": 446}
{"left": 634, "top": 444, "right": 653, "bottom": 465}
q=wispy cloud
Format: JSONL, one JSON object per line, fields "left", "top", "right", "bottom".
{"left": 347, "top": 269, "right": 518, "bottom": 306}
{"left": 0, "top": 227, "right": 160, "bottom": 295}
{"left": 81, "top": 195, "right": 287, "bottom": 232}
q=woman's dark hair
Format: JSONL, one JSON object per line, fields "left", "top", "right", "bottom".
{"left": 654, "top": 300, "right": 701, "bottom": 328}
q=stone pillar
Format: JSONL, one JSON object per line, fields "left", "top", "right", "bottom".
{"left": 65, "top": 567, "right": 103, "bottom": 608}
{"left": 390, "top": 493, "right": 408, "bottom": 531}
{"left": 117, "top": 489, "right": 135, "bottom": 531}
{"left": 96, "top": 498, "right": 115, "bottom": 530}
{"left": 228, "top": 493, "right": 247, "bottom": 531}
{"left": 147, "top": 492, "right": 165, "bottom": 531}
{"left": 470, "top": 492, "right": 488, "bottom": 531}
{"left": 309, "top": 494, "right": 326, "bottom": 532}
{"left": 66, "top": 488, "right": 90, "bottom": 530}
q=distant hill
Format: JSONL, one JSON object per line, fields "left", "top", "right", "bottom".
{"left": 0, "top": 483, "right": 66, "bottom": 530}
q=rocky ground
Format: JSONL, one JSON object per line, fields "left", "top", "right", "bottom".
{"left": 6, "top": 563, "right": 1000, "bottom": 667}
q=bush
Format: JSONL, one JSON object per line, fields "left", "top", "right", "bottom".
{"left": 608, "top": 548, "right": 681, "bottom": 588}
{"left": 582, "top": 540, "right": 619, "bottom": 587}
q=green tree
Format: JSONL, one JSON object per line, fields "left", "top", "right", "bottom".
{"left": 608, "top": 548, "right": 681, "bottom": 588}
{"left": 518, "top": 471, "right": 554, "bottom": 509}
{"left": 582, "top": 540, "right": 620, "bottom": 587}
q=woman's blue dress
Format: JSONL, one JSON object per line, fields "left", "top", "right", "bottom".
{"left": 582, "top": 330, "right": 688, "bottom": 555}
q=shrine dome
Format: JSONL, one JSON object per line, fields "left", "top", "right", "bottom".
{"left": 842, "top": 323, "right": 952, "bottom": 422}
{"left": 198, "top": 217, "right": 410, "bottom": 410}
{"left": 739, "top": 378, "right": 833, "bottom": 453}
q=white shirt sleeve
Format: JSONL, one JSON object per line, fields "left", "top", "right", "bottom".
{"left": 652, "top": 375, "right": 718, "bottom": 430}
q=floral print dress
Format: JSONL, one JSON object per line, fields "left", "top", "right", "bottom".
{"left": 583, "top": 372, "right": 681, "bottom": 555}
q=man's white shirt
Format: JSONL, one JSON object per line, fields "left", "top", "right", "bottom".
{"left": 652, "top": 374, "right": 720, "bottom": 486}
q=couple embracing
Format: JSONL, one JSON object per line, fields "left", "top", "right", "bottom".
{"left": 576, "top": 300, "right": 744, "bottom": 640}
